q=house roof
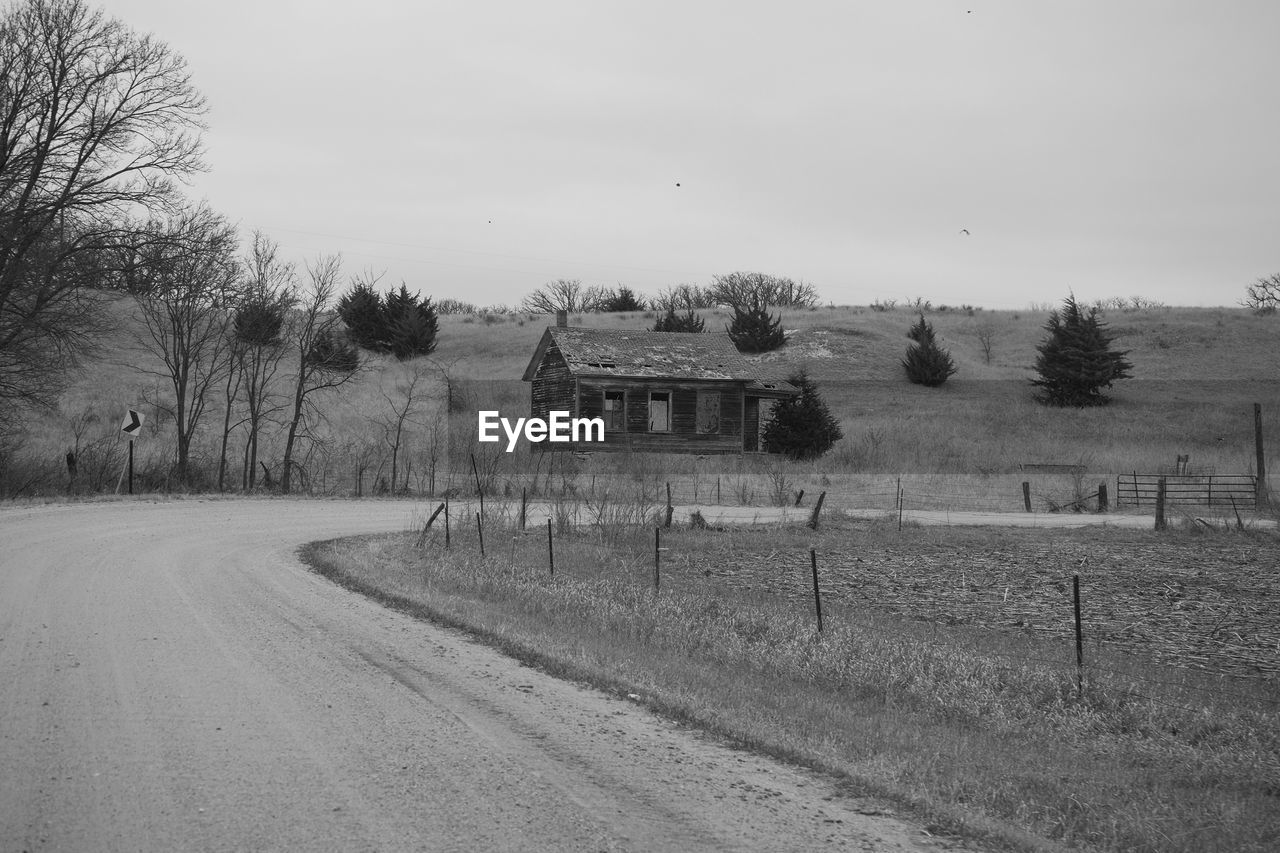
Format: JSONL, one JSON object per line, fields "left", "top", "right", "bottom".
{"left": 522, "top": 327, "right": 795, "bottom": 391}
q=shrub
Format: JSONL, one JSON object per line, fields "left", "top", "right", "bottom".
{"left": 1031, "top": 295, "right": 1133, "bottom": 406}
{"left": 726, "top": 300, "right": 785, "bottom": 353}
{"left": 651, "top": 307, "right": 706, "bottom": 333}
{"left": 596, "top": 286, "right": 646, "bottom": 313}
{"left": 902, "top": 313, "right": 956, "bottom": 387}
{"left": 763, "top": 372, "right": 843, "bottom": 459}
{"left": 305, "top": 328, "right": 360, "bottom": 372}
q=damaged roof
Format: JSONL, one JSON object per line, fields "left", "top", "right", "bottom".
{"left": 522, "top": 327, "right": 788, "bottom": 384}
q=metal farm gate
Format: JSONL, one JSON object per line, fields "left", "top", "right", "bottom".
{"left": 1115, "top": 473, "right": 1257, "bottom": 508}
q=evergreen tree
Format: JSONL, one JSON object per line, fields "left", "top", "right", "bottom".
{"left": 1032, "top": 295, "right": 1133, "bottom": 406}
{"left": 902, "top": 313, "right": 957, "bottom": 387}
{"left": 305, "top": 328, "right": 360, "bottom": 373}
{"left": 382, "top": 284, "right": 438, "bottom": 360}
{"left": 337, "top": 281, "right": 386, "bottom": 351}
{"left": 651, "top": 307, "right": 706, "bottom": 333}
{"left": 762, "top": 372, "right": 843, "bottom": 460}
{"left": 726, "top": 299, "right": 785, "bottom": 353}
{"left": 597, "top": 286, "right": 645, "bottom": 312}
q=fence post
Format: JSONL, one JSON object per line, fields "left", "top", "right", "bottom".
{"left": 810, "top": 549, "right": 823, "bottom": 633}
{"left": 1073, "top": 574, "right": 1084, "bottom": 696}
{"left": 807, "top": 491, "right": 826, "bottom": 530}
{"left": 664, "top": 482, "right": 674, "bottom": 528}
{"left": 415, "top": 502, "right": 446, "bottom": 547}
{"left": 444, "top": 497, "right": 451, "bottom": 548}
{"left": 794, "top": 489, "right": 805, "bottom": 507}
{"left": 1155, "top": 476, "right": 1167, "bottom": 530}
{"left": 520, "top": 486, "right": 528, "bottom": 530}
{"left": 546, "top": 518, "right": 554, "bottom": 577}
{"left": 475, "top": 512, "right": 485, "bottom": 557}
{"left": 1097, "top": 482, "right": 1108, "bottom": 513}
{"left": 716, "top": 476, "right": 721, "bottom": 504}
{"left": 471, "top": 452, "right": 484, "bottom": 522}
{"left": 1022, "top": 481, "right": 1032, "bottom": 512}
{"left": 1256, "top": 403, "right": 1270, "bottom": 509}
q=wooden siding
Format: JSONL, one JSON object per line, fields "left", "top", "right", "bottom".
{"left": 530, "top": 344, "right": 575, "bottom": 422}
{"left": 568, "top": 378, "right": 746, "bottom": 454}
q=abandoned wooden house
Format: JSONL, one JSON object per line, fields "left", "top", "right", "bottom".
{"left": 521, "top": 323, "right": 798, "bottom": 454}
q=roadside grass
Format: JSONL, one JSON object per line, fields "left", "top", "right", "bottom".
{"left": 303, "top": 516, "right": 1280, "bottom": 853}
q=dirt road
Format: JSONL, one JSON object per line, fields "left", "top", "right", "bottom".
{"left": 0, "top": 499, "right": 970, "bottom": 852}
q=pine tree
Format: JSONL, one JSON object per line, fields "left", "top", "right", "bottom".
{"left": 337, "top": 281, "right": 386, "bottom": 351}
{"left": 651, "top": 307, "right": 706, "bottom": 333}
{"left": 762, "top": 372, "right": 843, "bottom": 460}
{"left": 1031, "top": 295, "right": 1132, "bottom": 406}
{"left": 726, "top": 299, "right": 785, "bottom": 353}
{"left": 305, "top": 328, "right": 360, "bottom": 373}
{"left": 902, "top": 313, "right": 957, "bottom": 387}
{"left": 382, "top": 284, "right": 438, "bottom": 360}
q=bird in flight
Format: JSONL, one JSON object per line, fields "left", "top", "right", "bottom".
{"left": 960, "top": 228, "right": 970, "bottom": 235}
{"left": 675, "top": 182, "right": 681, "bottom": 187}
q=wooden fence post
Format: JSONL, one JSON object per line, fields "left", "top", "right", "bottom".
{"left": 807, "top": 491, "right": 826, "bottom": 530}
{"left": 415, "top": 502, "right": 446, "bottom": 547}
{"left": 810, "top": 549, "right": 823, "bottom": 633}
{"left": 664, "top": 482, "right": 674, "bottom": 528}
{"left": 520, "top": 486, "right": 527, "bottom": 530}
{"left": 475, "top": 512, "right": 485, "bottom": 557}
{"left": 1155, "top": 476, "right": 1167, "bottom": 530}
{"left": 1257, "top": 403, "right": 1270, "bottom": 509}
{"left": 1097, "top": 482, "right": 1108, "bottom": 513}
{"left": 1073, "top": 574, "right": 1084, "bottom": 696}
{"left": 1022, "top": 481, "right": 1032, "bottom": 512}
{"left": 546, "top": 518, "right": 554, "bottom": 576}
{"left": 444, "top": 497, "right": 451, "bottom": 548}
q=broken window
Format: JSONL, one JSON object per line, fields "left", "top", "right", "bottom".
{"left": 648, "top": 392, "right": 670, "bottom": 432}
{"left": 696, "top": 391, "right": 720, "bottom": 434}
{"left": 603, "top": 390, "right": 625, "bottom": 432}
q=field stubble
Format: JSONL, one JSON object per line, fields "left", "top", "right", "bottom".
{"left": 309, "top": 508, "right": 1280, "bottom": 853}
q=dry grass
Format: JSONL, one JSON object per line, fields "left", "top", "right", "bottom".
{"left": 304, "top": 513, "right": 1280, "bottom": 853}
{"left": 6, "top": 298, "right": 1278, "bottom": 503}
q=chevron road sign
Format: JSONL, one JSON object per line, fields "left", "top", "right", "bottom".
{"left": 120, "top": 409, "right": 144, "bottom": 437}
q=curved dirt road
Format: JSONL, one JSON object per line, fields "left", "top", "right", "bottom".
{"left": 0, "top": 499, "right": 970, "bottom": 852}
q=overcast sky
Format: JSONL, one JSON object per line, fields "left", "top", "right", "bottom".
{"left": 105, "top": 0, "right": 1279, "bottom": 310}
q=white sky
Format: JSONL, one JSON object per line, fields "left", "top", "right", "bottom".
{"left": 104, "top": 0, "right": 1280, "bottom": 310}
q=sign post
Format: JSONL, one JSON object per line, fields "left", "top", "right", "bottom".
{"left": 120, "top": 409, "right": 144, "bottom": 495}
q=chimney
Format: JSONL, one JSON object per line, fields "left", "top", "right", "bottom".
{"left": 555, "top": 309, "right": 568, "bottom": 328}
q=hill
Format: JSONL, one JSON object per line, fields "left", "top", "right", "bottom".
{"left": 3, "top": 297, "right": 1277, "bottom": 508}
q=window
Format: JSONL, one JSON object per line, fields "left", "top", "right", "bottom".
{"left": 696, "top": 391, "right": 720, "bottom": 434}
{"left": 648, "top": 391, "right": 670, "bottom": 432}
{"left": 603, "top": 390, "right": 625, "bottom": 432}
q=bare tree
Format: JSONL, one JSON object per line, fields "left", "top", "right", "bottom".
{"left": 132, "top": 205, "right": 239, "bottom": 485}
{"left": 708, "top": 272, "right": 818, "bottom": 309}
{"left": 234, "top": 233, "right": 293, "bottom": 489}
{"left": 279, "top": 255, "right": 360, "bottom": 494}
{"left": 521, "top": 279, "right": 604, "bottom": 313}
{"left": 1243, "top": 273, "right": 1280, "bottom": 315}
{"left": 0, "top": 0, "right": 207, "bottom": 413}
{"left": 975, "top": 318, "right": 996, "bottom": 364}
{"left": 374, "top": 362, "right": 435, "bottom": 495}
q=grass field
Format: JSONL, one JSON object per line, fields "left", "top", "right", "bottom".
{"left": 305, "top": 511, "right": 1280, "bottom": 853}
{"left": 4, "top": 297, "right": 1277, "bottom": 506}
